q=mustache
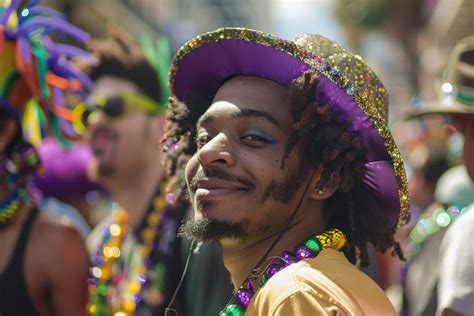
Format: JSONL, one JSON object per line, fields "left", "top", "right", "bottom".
{"left": 189, "top": 168, "right": 256, "bottom": 191}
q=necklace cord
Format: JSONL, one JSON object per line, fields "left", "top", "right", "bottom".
{"left": 166, "top": 169, "right": 318, "bottom": 314}
{"left": 164, "top": 239, "right": 196, "bottom": 316}
{"left": 251, "top": 169, "right": 318, "bottom": 278}
{"left": 220, "top": 169, "right": 318, "bottom": 311}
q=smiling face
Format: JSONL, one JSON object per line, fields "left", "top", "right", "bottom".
{"left": 182, "top": 76, "right": 317, "bottom": 245}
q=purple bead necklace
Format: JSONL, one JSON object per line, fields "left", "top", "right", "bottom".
{"left": 219, "top": 228, "right": 347, "bottom": 316}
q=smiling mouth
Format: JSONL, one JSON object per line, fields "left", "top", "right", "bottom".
{"left": 193, "top": 178, "right": 251, "bottom": 200}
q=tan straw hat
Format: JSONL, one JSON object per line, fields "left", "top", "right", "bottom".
{"left": 407, "top": 35, "right": 474, "bottom": 119}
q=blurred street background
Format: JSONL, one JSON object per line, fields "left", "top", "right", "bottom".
{"left": 43, "top": 0, "right": 473, "bottom": 123}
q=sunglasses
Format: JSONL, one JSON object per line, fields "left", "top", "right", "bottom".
{"left": 72, "top": 93, "right": 164, "bottom": 134}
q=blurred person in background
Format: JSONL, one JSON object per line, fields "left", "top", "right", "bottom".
{"left": 406, "top": 35, "right": 474, "bottom": 316}
{"left": 403, "top": 164, "right": 474, "bottom": 316}
{"left": 163, "top": 28, "right": 410, "bottom": 315}
{"left": 82, "top": 30, "right": 187, "bottom": 316}
{"left": 407, "top": 146, "right": 448, "bottom": 214}
{"left": 372, "top": 146, "right": 448, "bottom": 304}
{"left": 0, "top": 1, "right": 92, "bottom": 315}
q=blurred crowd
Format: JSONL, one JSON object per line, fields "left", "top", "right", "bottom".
{"left": 0, "top": 0, "right": 473, "bottom": 316}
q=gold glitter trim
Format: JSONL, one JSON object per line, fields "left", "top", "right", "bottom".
{"left": 169, "top": 28, "right": 409, "bottom": 228}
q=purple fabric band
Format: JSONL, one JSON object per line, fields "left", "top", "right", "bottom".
{"left": 364, "top": 161, "right": 399, "bottom": 225}
{"left": 174, "top": 39, "right": 309, "bottom": 99}
{"left": 173, "top": 38, "right": 400, "bottom": 226}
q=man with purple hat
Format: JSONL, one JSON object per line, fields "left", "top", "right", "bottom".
{"left": 162, "top": 28, "right": 409, "bottom": 315}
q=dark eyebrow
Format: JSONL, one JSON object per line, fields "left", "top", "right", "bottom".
{"left": 197, "top": 108, "right": 280, "bottom": 127}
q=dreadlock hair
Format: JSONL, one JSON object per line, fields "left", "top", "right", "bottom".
{"left": 84, "top": 29, "right": 161, "bottom": 103}
{"left": 162, "top": 70, "right": 405, "bottom": 267}
{"left": 285, "top": 70, "right": 405, "bottom": 266}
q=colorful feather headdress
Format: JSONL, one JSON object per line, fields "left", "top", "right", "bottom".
{"left": 0, "top": 0, "right": 96, "bottom": 145}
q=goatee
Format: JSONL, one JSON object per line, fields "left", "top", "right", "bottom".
{"left": 178, "top": 217, "right": 249, "bottom": 242}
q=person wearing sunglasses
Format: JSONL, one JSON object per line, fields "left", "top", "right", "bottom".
{"left": 82, "top": 30, "right": 191, "bottom": 316}
{"left": 74, "top": 93, "right": 162, "bottom": 135}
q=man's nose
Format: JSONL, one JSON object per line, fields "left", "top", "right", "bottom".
{"left": 196, "top": 133, "right": 236, "bottom": 168}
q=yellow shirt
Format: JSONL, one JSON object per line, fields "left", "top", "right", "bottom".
{"left": 246, "top": 249, "right": 396, "bottom": 316}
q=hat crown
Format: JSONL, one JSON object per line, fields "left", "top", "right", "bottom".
{"left": 294, "top": 34, "right": 389, "bottom": 121}
{"left": 447, "top": 35, "right": 474, "bottom": 97}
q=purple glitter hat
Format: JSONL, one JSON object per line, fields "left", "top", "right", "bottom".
{"left": 169, "top": 28, "right": 409, "bottom": 228}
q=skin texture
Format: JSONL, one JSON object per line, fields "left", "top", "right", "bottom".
{"left": 457, "top": 116, "right": 474, "bottom": 181}
{"left": 85, "top": 76, "right": 165, "bottom": 229}
{"left": 183, "top": 76, "right": 338, "bottom": 287}
{"left": 0, "top": 118, "right": 89, "bottom": 316}
{"left": 442, "top": 308, "right": 465, "bottom": 316}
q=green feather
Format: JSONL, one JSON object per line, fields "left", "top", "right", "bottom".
{"left": 32, "top": 100, "right": 46, "bottom": 130}
{"left": 140, "top": 32, "right": 171, "bottom": 107}
{"left": 47, "top": 107, "right": 71, "bottom": 148}
{"left": 32, "top": 45, "right": 49, "bottom": 99}
{"left": 155, "top": 36, "right": 171, "bottom": 106}
{"left": 0, "top": 70, "right": 20, "bottom": 99}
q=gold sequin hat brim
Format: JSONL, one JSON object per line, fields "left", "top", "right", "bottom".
{"left": 169, "top": 27, "right": 409, "bottom": 228}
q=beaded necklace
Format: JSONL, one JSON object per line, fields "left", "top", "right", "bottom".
{"left": 219, "top": 228, "right": 347, "bottom": 316}
{"left": 0, "top": 185, "right": 29, "bottom": 226}
{"left": 0, "top": 142, "right": 39, "bottom": 227}
{"left": 408, "top": 205, "right": 468, "bottom": 258}
{"left": 87, "top": 180, "right": 176, "bottom": 315}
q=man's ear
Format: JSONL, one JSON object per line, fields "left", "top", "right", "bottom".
{"left": 307, "top": 166, "right": 340, "bottom": 200}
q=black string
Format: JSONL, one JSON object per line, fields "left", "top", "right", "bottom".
{"left": 220, "top": 169, "right": 318, "bottom": 312}
{"left": 164, "top": 240, "right": 195, "bottom": 316}
{"left": 168, "top": 170, "right": 317, "bottom": 314}
{"left": 251, "top": 169, "right": 317, "bottom": 274}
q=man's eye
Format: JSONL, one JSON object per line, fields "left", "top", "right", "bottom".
{"left": 240, "top": 129, "right": 275, "bottom": 145}
{"left": 241, "top": 134, "right": 267, "bottom": 142}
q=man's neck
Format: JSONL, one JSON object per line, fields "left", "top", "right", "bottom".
{"left": 103, "top": 163, "right": 164, "bottom": 230}
{"left": 222, "top": 209, "right": 325, "bottom": 289}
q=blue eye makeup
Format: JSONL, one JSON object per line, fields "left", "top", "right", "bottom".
{"left": 194, "top": 127, "right": 277, "bottom": 149}
{"left": 240, "top": 128, "right": 276, "bottom": 144}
